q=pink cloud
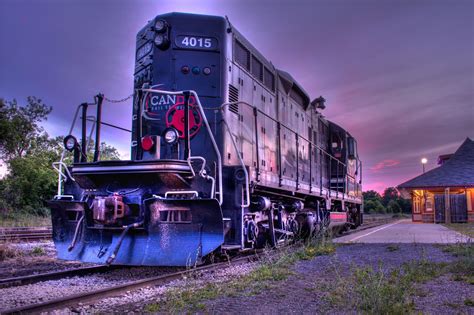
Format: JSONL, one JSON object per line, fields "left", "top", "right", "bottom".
{"left": 370, "top": 159, "right": 400, "bottom": 172}
{"left": 364, "top": 181, "right": 388, "bottom": 194}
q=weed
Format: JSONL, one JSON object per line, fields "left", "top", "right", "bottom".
{"left": 352, "top": 266, "right": 414, "bottom": 314}
{"left": 464, "top": 298, "right": 474, "bottom": 307}
{"left": 325, "top": 259, "right": 447, "bottom": 313}
{"left": 31, "top": 246, "right": 45, "bottom": 256}
{"left": 402, "top": 259, "right": 446, "bottom": 283}
{"left": 443, "top": 223, "right": 474, "bottom": 238}
{"left": 0, "top": 243, "right": 22, "bottom": 261}
{"left": 386, "top": 244, "right": 400, "bottom": 252}
{"left": 443, "top": 243, "right": 474, "bottom": 284}
{"left": 444, "top": 302, "right": 461, "bottom": 309}
{"left": 295, "top": 241, "right": 335, "bottom": 260}
{"left": 0, "top": 213, "right": 51, "bottom": 227}
{"left": 145, "top": 283, "right": 220, "bottom": 313}
{"left": 145, "top": 238, "right": 336, "bottom": 313}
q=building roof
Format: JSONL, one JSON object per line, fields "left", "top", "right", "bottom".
{"left": 398, "top": 138, "right": 474, "bottom": 189}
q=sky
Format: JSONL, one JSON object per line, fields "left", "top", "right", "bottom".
{"left": 0, "top": 0, "right": 473, "bottom": 192}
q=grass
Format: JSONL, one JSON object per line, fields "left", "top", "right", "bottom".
{"left": 325, "top": 258, "right": 447, "bottom": 314}
{"left": 31, "top": 246, "right": 45, "bottom": 256}
{"left": 443, "top": 223, "right": 474, "bottom": 238}
{"left": 326, "top": 243, "right": 474, "bottom": 313}
{"left": 145, "top": 238, "right": 336, "bottom": 313}
{"left": 0, "top": 243, "right": 23, "bottom": 261}
{"left": 442, "top": 242, "right": 474, "bottom": 284}
{"left": 0, "top": 213, "right": 51, "bottom": 227}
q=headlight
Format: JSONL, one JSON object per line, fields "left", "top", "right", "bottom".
{"left": 154, "top": 34, "right": 164, "bottom": 46}
{"left": 154, "top": 34, "right": 170, "bottom": 49}
{"left": 155, "top": 19, "right": 166, "bottom": 32}
{"left": 163, "top": 128, "right": 179, "bottom": 144}
{"left": 63, "top": 135, "right": 78, "bottom": 152}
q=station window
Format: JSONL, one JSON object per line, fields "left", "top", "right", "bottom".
{"left": 264, "top": 67, "right": 275, "bottom": 91}
{"left": 235, "top": 40, "right": 250, "bottom": 70}
{"left": 251, "top": 56, "right": 263, "bottom": 81}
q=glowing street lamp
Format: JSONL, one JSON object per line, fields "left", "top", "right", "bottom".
{"left": 421, "top": 158, "right": 428, "bottom": 173}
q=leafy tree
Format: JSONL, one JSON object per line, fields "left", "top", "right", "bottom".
{"left": 382, "top": 187, "right": 399, "bottom": 206}
{"left": 363, "top": 190, "right": 386, "bottom": 214}
{"left": 397, "top": 198, "right": 412, "bottom": 214}
{"left": 0, "top": 97, "right": 120, "bottom": 218}
{"left": 0, "top": 97, "right": 52, "bottom": 161}
{"left": 387, "top": 200, "right": 402, "bottom": 214}
{"left": 0, "top": 153, "right": 57, "bottom": 216}
{"left": 51, "top": 136, "right": 121, "bottom": 164}
{"left": 363, "top": 190, "right": 382, "bottom": 202}
{"left": 364, "top": 199, "right": 385, "bottom": 214}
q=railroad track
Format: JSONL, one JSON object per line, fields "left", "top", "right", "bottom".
{"left": 0, "top": 227, "right": 52, "bottom": 242}
{"left": 0, "top": 218, "right": 394, "bottom": 314}
{"left": 0, "top": 265, "right": 122, "bottom": 289}
{"left": 1, "top": 254, "right": 259, "bottom": 314}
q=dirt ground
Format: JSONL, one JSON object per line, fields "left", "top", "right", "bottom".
{"left": 152, "top": 243, "right": 474, "bottom": 314}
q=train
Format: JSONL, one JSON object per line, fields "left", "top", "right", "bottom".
{"left": 47, "top": 12, "right": 363, "bottom": 266}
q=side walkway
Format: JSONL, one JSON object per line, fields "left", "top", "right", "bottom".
{"left": 334, "top": 219, "right": 473, "bottom": 244}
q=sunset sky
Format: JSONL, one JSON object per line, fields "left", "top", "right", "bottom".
{"left": 0, "top": 0, "right": 473, "bottom": 192}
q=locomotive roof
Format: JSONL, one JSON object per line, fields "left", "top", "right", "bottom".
{"left": 398, "top": 138, "right": 474, "bottom": 189}
{"left": 229, "top": 19, "right": 311, "bottom": 109}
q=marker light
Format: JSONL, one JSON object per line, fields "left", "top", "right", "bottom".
{"left": 192, "top": 67, "right": 200, "bottom": 75}
{"left": 203, "top": 67, "right": 211, "bottom": 75}
{"left": 181, "top": 65, "right": 190, "bottom": 74}
{"left": 163, "top": 128, "right": 179, "bottom": 145}
{"left": 141, "top": 136, "right": 154, "bottom": 151}
{"left": 63, "top": 135, "right": 78, "bottom": 152}
{"left": 154, "top": 19, "right": 166, "bottom": 32}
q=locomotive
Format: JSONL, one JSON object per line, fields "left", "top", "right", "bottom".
{"left": 48, "top": 12, "right": 363, "bottom": 266}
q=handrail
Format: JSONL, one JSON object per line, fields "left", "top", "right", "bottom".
{"left": 219, "top": 101, "right": 348, "bottom": 197}
{"left": 218, "top": 102, "right": 347, "bottom": 168}
{"left": 54, "top": 101, "right": 96, "bottom": 196}
{"left": 187, "top": 156, "right": 216, "bottom": 199}
{"left": 140, "top": 89, "right": 223, "bottom": 206}
{"left": 221, "top": 118, "right": 251, "bottom": 208}
{"left": 52, "top": 162, "right": 76, "bottom": 183}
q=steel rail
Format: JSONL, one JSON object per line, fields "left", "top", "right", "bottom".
{"left": 1, "top": 255, "right": 259, "bottom": 314}
{"left": 0, "top": 228, "right": 52, "bottom": 242}
{"left": 0, "top": 265, "right": 121, "bottom": 289}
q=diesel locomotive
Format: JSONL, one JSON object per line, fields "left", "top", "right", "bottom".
{"left": 48, "top": 12, "right": 363, "bottom": 266}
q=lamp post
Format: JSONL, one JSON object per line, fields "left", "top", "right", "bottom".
{"left": 421, "top": 158, "right": 428, "bottom": 173}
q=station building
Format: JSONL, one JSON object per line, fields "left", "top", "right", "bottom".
{"left": 398, "top": 138, "right": 474, "bottom": 223}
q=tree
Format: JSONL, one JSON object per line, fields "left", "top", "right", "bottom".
{"left": 364, "top": 199, "right": 385, "bottom": 214}
{"left": 363, "top": 190, "right": 382, "bottom": 202}
{"left": 387, "top": 200, "right": 402, "bottom": 214}
{"left": 0, "top": 97, "right": 52, "bottom": 161}
{"left": 397, "top": 198, "right": 412, "bottom": 214}
{"left": 0, "top": 97, "right": 120, "bottom": 217}
{"left": 0, "top": 153, "right": 57, "bottom": 216}
{"left": 382, "top": 187, "right": 399, "bottom": 207}
{"left": 363, "top": 190, "right": 386, "bottom": 214}
{"left": 50, "top": 136, "right": 121, "bottom": 164}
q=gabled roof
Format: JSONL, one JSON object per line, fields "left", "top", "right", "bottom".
{"left": 398, "top": 138, "right": 474, "bottom": 189}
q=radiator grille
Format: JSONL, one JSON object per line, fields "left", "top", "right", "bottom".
{"left": 228, "top": 84, "right": 239, "bottom": 115}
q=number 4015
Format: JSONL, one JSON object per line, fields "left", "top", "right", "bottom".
{"left": 181, "top": 36, "right": 212, "bottom": 48}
